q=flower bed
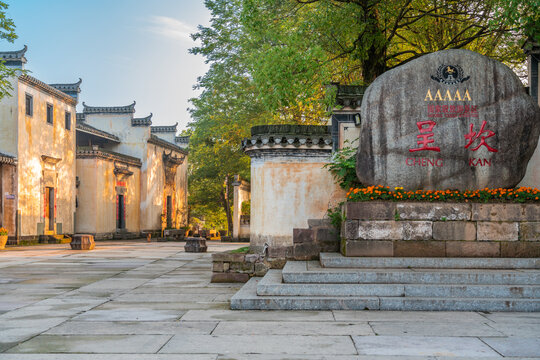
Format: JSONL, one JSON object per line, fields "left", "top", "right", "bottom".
{"left": 347, "top": 186, "right": 540, "bottom": 203}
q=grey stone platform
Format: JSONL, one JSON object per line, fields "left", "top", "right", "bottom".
{"left": 231, "top": 254, "right": 540, "bottom": 311}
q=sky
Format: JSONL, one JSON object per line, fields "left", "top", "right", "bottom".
{"left": 5, "top": 0, "right": 211, "bottom": 131}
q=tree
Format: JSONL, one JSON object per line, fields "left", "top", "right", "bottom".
{"left": 188, "top": 0, "right": 536, "bottom": 229}
{"left": 188, "top": 0, "right": 324, "bottom": 232}
{"left": 241, "top": 0, "right": 539, "bottom": 109}
{"left": 0, "top": 1, "right": 19, "bottom": 100}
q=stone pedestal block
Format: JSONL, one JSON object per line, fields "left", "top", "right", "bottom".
{"left": 70, "top": 234, "right": 95, "bottom": 250}
{"left": 184, "top": 237, "right": 207, "bottom": 253}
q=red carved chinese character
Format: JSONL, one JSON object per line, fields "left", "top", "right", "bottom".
{"left": 464, "top": 120, "right": 498, "bottom": 152}
{"left": 409, "top": 120, "right": 441, "bottom": 152}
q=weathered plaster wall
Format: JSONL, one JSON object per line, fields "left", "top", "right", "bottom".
{"left": 140, "top": 143, "right": 187, "bottom": 231}
{"left": 250, "top": 154, "right": 345, "bottom": 251}
{"left": 83, "top": 113, "right": 149, "bottom": 159}
{"left": 153, "top": 132, "right": 175, "bottom": 144}
{"left": 175, "top": 156, "right": 188, "bottom": 227}
{"left": 0, "top": 77, "right": 19, "bottom": 157}
{"left": 75, "top": 157, "right": 140, "bottom": 237}
{"left": 17, "top": 81, "right": 76, "bottom": 236}
{"left": 1, "top": 164, "right": 17, "bottom": 237}
{"left": 233, "top": 177, "right": 250, "bottom": 240}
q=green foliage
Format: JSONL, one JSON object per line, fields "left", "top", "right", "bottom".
{"left": 188, "top": 0, "right": 535, "bottom": 225}
{"left": 326, "top": 204, "right": 345, "bottom": 231}
{"left": 241, "top": 200, "right": 250, "bottom": 215}
{"left": 324, "top": 145, "right": 360, "bottom": 190}
{"left": 0, "top": 1, "right": 18, "bottom": 100}
{"left": 230, "top": 246, "right": 250, "bottom": 254}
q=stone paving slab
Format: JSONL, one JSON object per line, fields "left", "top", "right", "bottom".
{"left": 212, "top": 320, "right": 374, "bottom": 335}
{"left": 6, "top": 334, "right": 173, "bottom": 354}
{"left": 481, "top": 337, "right": 540, "bottom": 357}
{"left": 159, "top": 334, "right": 358, "bottom": 354}
{"left": 73, "top": 309, "right": 185, "bottom": 322}
{"left": 0, "top": 242, "right": 538, "bottom": 358}
{"left": 45, "top": 320, "right": 218, "bottom": 335}
{"left": 352, "top": 336, "right": 501, "bottom": 357}
{"left": 369, "top": 321, "right": 504, "bottom": 337}
{"left": 180, "top": 309, "right": 335, "bottom": 322}
{"left": 0, "top": 355, "right": 216, "bottom": 360}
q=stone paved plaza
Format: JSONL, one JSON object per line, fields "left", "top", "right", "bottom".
{"left": 0, "top": 241, "right": 539, "bottom": 359}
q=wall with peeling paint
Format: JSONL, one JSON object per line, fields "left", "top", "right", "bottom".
{"left": 75, "top": 157, "right": 140, "bottom": 238}
{"left": 15, "top": 80, "right": 76, "bottom": 237}
{"left": 140, "top": 143, "right": 187, "bottom": 231}
{"left": 250, "top": 154, "right": 345, "bottom": 252}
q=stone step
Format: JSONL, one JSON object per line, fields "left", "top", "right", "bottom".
{"left": 232, "top": 278, "right": 379, "bottom": 310}
{"left": 232, "top": 277, "right": 540, "bottom": 311}
{"left": 258, "top": 270, "right": 540, "bottom": 298}
{"left": 282, "top": 261, "right": 540, "bottom": 285}
{"left": 320, "top": 253, "right": 540, "bottom": 269}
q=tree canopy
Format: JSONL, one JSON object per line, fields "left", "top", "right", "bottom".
{"left": 0, "top": 1, "right": 19, "bottom": 100}
{"left": 187, "top": 0, "right": 538, "bottom": 230}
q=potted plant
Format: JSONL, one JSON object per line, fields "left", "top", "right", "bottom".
{"left": 0, "top": 227, "right": 8, "bottom": 250}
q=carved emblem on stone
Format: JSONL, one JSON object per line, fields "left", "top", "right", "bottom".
{"left": 431, "top": 64, "right": 470, "bottom": 85}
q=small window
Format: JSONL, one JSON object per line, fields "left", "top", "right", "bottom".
{"left": 46, "top": 104, "right": 53, "bottom": 124}
{"left": 25, "top": 94, "right": 33, "bottom": 116}
{"left": 65, "top": 111, "right": 71, "bottom": 130}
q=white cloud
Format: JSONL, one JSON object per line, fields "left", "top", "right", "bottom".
{"left": 148, "top": 16, "right": 196, "bottom": 42}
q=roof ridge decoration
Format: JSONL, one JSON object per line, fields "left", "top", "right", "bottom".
{"left": 83, "top": 101, "right": 136, "bottom": 114}
{"left": 0, "top": 45, "right": 27, "bottom": 62}
{"left": 19, "top": 74, "right": 77, "bottom": 105}
{"left": 151, "top": 122, "right": 178, "bottom": 133}
{"left": 132, "top": 113, "right": 153, "bottom": 126}
{"left": 49, "top": 78, "right": 82, "bottom": 94}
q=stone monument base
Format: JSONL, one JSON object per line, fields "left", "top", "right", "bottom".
{"left": 342, "top": 202, "right": 540, "bottom": 257}
{"left": 70, "top": 234, "right": 95, "bottom": 250}
{"left": 185, "top": 237, "right": 207, "bottom": 253}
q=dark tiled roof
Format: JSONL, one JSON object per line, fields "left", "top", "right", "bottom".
{"left": 132, "top": 113, "right": 153, "bottom": 126}
{"left": 0, "top": 45, "right": 27, "bottom": 63}
{"left": 76, "top": 147, "right": 141, "bottom": 167}
{"left": 243, "top": 125, "right": 332, "bottom": 152}
{"left": 49, "top": 78, "right": 82, "bottom": 95}
{"left": 83, "top": 101, "right": 136, "bottom": 114}
{"left": 151, "top": 123, "right": 178, "bottom": 133}
{"left": 523, "top": 39, "right": 540, "bottom": 55}
{"left": 19, "top": 75, "right": 77, "bottom": 105}
{"left": 334, "top": 84, "right": 367, "bottom": 109}
{"left": 175, "top": 136, "right": 190, "bottom": 144}
{"left": 0, "top": 151, "right": 16, "bottom": 165}
{"left": 148, "top": 135, "right": 188, "bottom": 155}
{"left": 76, "top": 122, "right": 120, "bottom": 143}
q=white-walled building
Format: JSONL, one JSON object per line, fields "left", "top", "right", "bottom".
{"left": 0, "top": 46, "right": 78, "bottom": 243}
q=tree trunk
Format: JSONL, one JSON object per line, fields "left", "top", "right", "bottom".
{"left": 220, "top": 175, "right": 234, "bottom": 236}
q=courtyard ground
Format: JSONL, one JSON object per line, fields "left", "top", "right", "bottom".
{"left": 0, "top": 241, "right": 538, "bottom": 359}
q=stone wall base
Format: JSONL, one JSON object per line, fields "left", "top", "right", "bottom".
{"left": 342, "top": 202, "right": 540, "bottom": 258}
{"left": 342, "top": 239, "right": 540, "bottom": 257}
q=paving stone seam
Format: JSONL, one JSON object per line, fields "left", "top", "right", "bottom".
{"left": 154, "top": 334, "right": 175, "bottom": 354}
{"left": 478, "top": 337, "right": 505, "bottom": 357}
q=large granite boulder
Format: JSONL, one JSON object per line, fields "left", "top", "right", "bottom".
{"left": 357, "top": 49, "right": 540, "bottom": 190}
